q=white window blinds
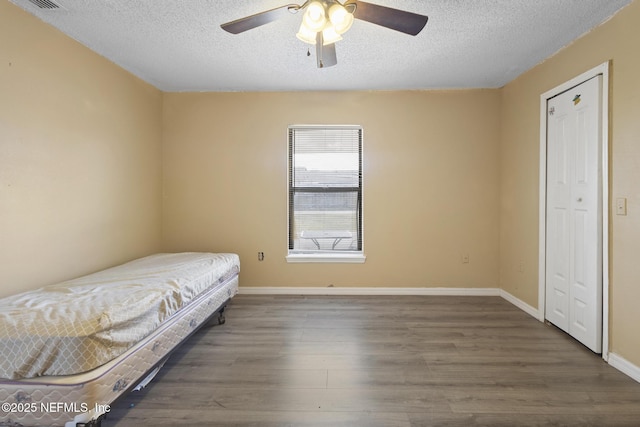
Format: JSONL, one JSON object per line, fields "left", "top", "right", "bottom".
{"left": 288, "top": 125, "right": 363, "bottom": 254}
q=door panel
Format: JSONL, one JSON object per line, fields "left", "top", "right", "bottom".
{"left": 545, "top": 76, "right": 602, "bottom": 353}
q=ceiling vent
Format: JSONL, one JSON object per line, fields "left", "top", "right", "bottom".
{"left": 26, "top": 0, "right": 61, "bottom": 9}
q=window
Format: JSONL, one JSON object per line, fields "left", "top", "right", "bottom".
{"left": 287, "top": 125, "right": 365, "bottom": 263}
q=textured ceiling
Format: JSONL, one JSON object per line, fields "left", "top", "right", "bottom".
{"left": 9, "top": 0, "right": 633, "bottom": 92}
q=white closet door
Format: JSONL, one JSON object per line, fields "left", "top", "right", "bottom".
{"left": 545, "top": 76, "right": 602, "bottom": 353}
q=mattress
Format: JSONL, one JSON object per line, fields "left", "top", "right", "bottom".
{"left": 0, "top": 253, "right": 239, "bottom": 427}
{"left": 0, "top": 274, "right": 238, "bottom": 427}
{"left": 0, "top": 252, "right": 239, "bottom": 380}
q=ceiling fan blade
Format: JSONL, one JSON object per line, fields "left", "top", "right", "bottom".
{"left": 346, "top": 0, "right": 428, "bottom": 36}
{"left": 221, "top": 4, "right": 301, "bottom": 34}
{"left": 316, "top": 33, "right": 338, "bottom": 68}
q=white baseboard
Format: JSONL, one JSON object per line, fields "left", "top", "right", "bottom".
{"left": 608, "top": 352, "right": 640, "bottom": 384}
{"left": 499, "top": 289, "right": 540, "bottom": 319}
{"left": 239, "top": 287, "right": 539, "bottom": 316}
{"left": 238, "top": 286, "right": 501, "bottom": 296}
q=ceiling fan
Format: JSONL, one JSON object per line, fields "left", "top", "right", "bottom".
{"left": 221, "top": 0, "right": 428, "bottom": 68}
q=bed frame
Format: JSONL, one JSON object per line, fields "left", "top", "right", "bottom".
{"left": 0, "top": 253, "right": 239, "bottom": 427}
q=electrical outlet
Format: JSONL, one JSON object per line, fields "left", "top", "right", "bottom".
{"left": 462, "top": 254, "right": 470, "bottom": 264}
{"left": 258, "top": 252, "right": 264, "bottom": 261}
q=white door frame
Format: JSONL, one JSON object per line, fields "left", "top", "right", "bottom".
{"left": 538, "top": 61, "right": 610, "bottom": 360}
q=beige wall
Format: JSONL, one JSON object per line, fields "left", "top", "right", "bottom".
{"left": 0, "top": 1, "right": 164, "bottom": 297}
{"left": 499, "top": 1, "right": 640, "bottom": 366}
{"left": 162, "top": 90, "right": 501, "bottom": 289}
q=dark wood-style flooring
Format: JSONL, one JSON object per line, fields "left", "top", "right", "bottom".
{"left": 104, "top": 295, "right": 640, "bottom": 426}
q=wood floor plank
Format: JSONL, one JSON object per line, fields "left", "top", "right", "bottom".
{"left": 159, "top": 366, "right": 329, "bottom": 389}
{"left": 408, "top": 412, "right": 640, "bottom": 427}
{"left": 107, "top": 409, "right": 412, "bottom": 427}
{"left": 104, "top": 295, "right": 640, "bottom": 426}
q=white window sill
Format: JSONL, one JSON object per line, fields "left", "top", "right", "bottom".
{"left": 286, "top": 253, "right": 366, "bottom": 264}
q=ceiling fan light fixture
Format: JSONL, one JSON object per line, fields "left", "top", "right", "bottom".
{"left": 302, "top": 1, "right": 327, "bottom": 32}
{"left": 328, "top": 3, "right": 354, "bottom": 35}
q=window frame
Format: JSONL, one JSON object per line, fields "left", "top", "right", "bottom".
{"left": 286, "top": 124, "right": 366, "bottom": 264}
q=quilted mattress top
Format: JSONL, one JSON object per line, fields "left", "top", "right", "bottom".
{"left": 0, "top": 252, "right": 239, "bottom": 380}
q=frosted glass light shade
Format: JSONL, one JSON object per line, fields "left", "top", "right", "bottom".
{"left": 322, "top": 25, "right": 342, "bottom": 45}
{"left": 296, "top": 22, "right": 318, "bottom": 45}
{"left": 328, "top": 3, "right": 354, "bottom": 34}
{"left": 303, "top": 1, "right": 327, "bottom": 32}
